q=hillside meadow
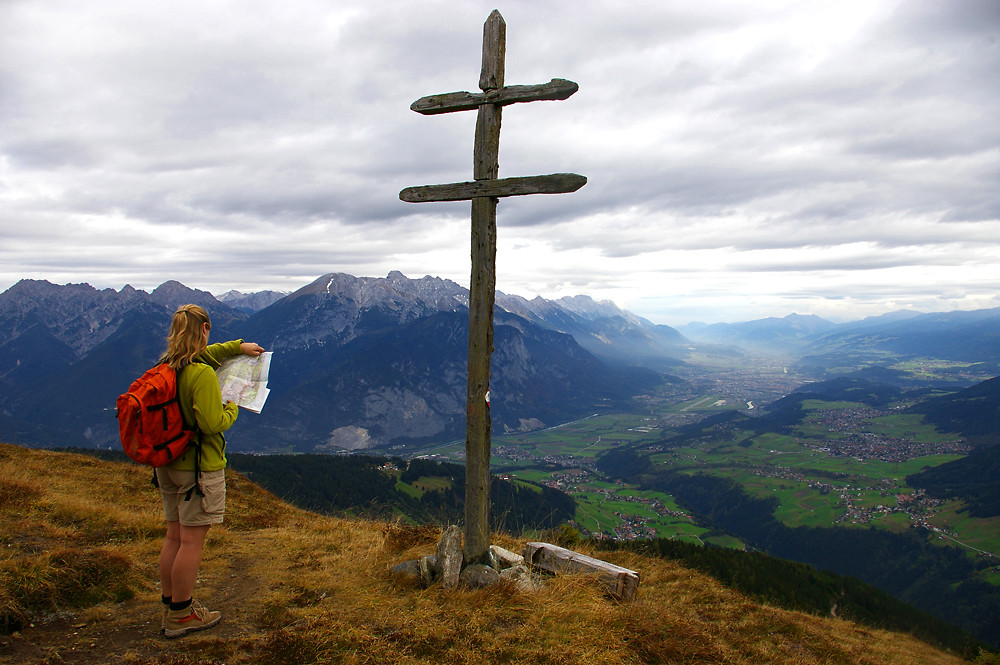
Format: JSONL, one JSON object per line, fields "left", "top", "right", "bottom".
{"left": 0, "top": 443, "right": 984, "bottom": 664}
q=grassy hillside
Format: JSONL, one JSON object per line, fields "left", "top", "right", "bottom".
{"left": 0, "top": 443, "right": 984, "bottom": 664}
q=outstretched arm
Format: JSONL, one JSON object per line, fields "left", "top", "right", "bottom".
{"left": 240, "top": 342, "right": 265, "bottom": 357}
{"left": 200, "top": 339, "right": 264, "bottom": 367}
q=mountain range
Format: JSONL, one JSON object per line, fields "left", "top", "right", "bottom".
{"left": 2, "top": 272, "right": 998, "bottom": 453}
{"left": 680, "top": 308, "right": 1000, "bottom": 378}
{"left": 0, "top": 273, "right": 685, "bottom": 452}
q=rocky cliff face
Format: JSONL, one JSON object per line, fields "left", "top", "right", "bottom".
{"left": 0, "top": 280, "right": 153, "bottom": 357}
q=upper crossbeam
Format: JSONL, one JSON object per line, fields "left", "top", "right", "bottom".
{"left": 410, "top": 79, "right": 579, "bottom": 115}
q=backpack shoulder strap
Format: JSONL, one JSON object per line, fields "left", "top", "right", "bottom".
{"left": 177, "top": 362, "right": 207, "bottom": 500}
{"left": 157, "top": 361, "right": 206, "bottom": 500}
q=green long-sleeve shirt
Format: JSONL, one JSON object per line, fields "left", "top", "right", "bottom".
{"left": 168, "top": 339, "right": 244, "bottom": 472}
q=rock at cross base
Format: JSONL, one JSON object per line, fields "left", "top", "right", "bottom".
{"left": 388, "top": 555, "right": 439, "bottom": 588}
{"left": 500, "top": 564, "right": 543, "bottom": 592}
{"left": 436, "top": 525, "right": 464, "bottom": 589}
{"left": 389, "top": 559, "right": 421, "bottom": 580}
{"left": 460, "top": 564, "right": 501, "bottom": 589}
{"left": 490, "top": 545, "right": 524, "bottom": 568}
{"left": 419, "top": 555, "right": 437, "bottom": 586}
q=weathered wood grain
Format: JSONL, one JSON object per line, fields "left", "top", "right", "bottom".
{"left": 479, "top": 9, "right": 505, "bottom": 91}
{"left": 464, "top": 8, "right": 506, "bottom": 567}
{"left": 410, "top": 79, "right": 579, "bottom": 115}
{"left": 524, "top": 542, "right": 640, "bottom": 601}
{"left": 399, "top": 173, "right": 587, "bottom": 203}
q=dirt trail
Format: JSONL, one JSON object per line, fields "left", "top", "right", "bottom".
{"left": 1, "top": 553, "right": 261, "bottom": 665}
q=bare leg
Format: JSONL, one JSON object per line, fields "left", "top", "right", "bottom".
{"left": 159, "top": 521, "right": 181, "bottom": 599}
{"left": 159, "top": 522, "right": 211, "bottom": 602}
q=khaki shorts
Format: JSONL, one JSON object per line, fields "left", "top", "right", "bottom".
{"left": 157, "top": 467, "right": 226, "bottom": 526}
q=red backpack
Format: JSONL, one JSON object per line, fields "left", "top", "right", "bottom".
{"left": 116, "top": 363, "right": 198, "bottom": 467}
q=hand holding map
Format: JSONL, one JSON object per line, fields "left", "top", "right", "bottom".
{"left": 217, "top": 352, "right": 272, "bottom": 413}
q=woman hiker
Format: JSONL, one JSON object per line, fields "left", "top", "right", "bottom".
{"left": 156, "top": 304, "right": 264, "bottom": 638}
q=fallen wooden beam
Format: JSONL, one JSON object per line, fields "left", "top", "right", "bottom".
{"left": 523, "top": 542, "right": 640, "bottom": 601}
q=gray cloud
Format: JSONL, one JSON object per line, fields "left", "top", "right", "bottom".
{"left": 1, "top": 0, "right": 997, "bottom": 323}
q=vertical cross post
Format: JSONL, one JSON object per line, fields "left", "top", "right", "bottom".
{"left": 400, "top": 10, "right": 585, "bottom": 566}
{"left": 465, "top": 10, "right": 505, "bottom": 565}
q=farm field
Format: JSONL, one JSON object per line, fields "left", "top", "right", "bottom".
{"left": 928, "top": 500, "right": 1000, "bottom": 562}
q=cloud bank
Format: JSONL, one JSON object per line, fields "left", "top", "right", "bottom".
{"left": 1, "top": 0, "right": 998, "bottom": 324}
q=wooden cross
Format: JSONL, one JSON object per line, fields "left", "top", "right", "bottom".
{"left": 400, "top": 9, "right": 586, "bottom": 565}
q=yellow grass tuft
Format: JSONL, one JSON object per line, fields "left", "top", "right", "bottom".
{"left": 0, "top": 443, "right": 978, "bottom": 664}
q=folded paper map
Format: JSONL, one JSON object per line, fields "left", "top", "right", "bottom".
{"left": 217, "top": 352, "right": 272, "bottom": 413}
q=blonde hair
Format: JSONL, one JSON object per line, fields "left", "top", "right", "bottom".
{"left": 161, "top": 304, "right": 211, "bottom": 370}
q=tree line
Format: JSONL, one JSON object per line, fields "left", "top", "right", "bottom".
{"left": 227, "top": 453, "right": 576, "bottom": 533}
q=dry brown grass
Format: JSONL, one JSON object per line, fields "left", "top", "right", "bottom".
{"left": 0, "top": 443, "right": 974, "bottom": 664}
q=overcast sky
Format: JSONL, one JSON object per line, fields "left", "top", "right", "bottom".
{"left": 2, "top": 0, "right": 998, "bottom": 325}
